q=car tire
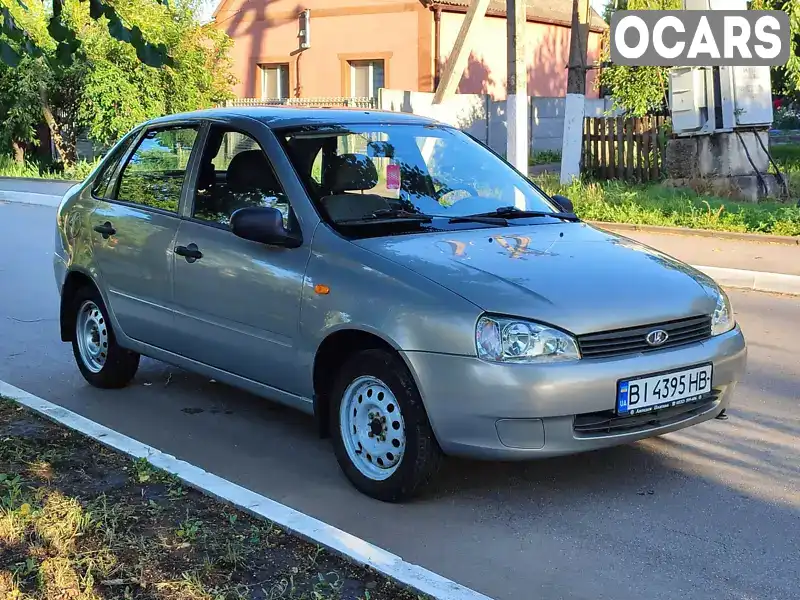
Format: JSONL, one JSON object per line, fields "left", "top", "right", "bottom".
{"left": 71, "top": 286, "right": 140, "bottom": 389}
{"left": 330, "top": 349, "right": 443, "bottom": 502}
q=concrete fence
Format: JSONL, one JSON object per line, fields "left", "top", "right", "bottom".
{"left": 378, "top": 89, "right": 619, "bottom": 156}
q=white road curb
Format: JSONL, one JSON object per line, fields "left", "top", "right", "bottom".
{"left": 0, "top": 380, "right": 494, "bottom": 600}
{"left": 0, "top": 190, "right": 62, "bottom": 207}
{"left": 695, "top": 265, "right": 800, "bottom": 296}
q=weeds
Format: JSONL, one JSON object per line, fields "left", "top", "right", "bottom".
{"left": 0, "top": 155, "right": 100, "bottom": 181}
{"left": 0, "top": 398, "right": 422, "bottom": 600}
{"left": 529, "top": 150, "right": 562, "bottom": 166}
{"left": 0, "top": 473, "right": 25, "bottom": 508}
{"left": 176, "top": 516, "right": 203, "bottom": 542}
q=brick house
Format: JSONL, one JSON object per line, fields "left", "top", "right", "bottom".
{"left": 212, "top": 0, "right": 608, "bottom": 101}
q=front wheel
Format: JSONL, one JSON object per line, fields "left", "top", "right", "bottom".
{"left": 71, "top": 287, "right": 140, "bottom": 389}
{"left": 330, "top": 349, "right": 443, "bottom": 502}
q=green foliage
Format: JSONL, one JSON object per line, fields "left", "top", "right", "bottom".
{"left": 751, "top": 0, "right": 800, "bottom": 96}
{"left": 0, "top": 154, "right": 100, "bottom": 179}
{"left": 533, "top": 172, "right": 800, "bottom": 237}
{"left": 770, "top": 142, "right": 800, "bottom": 198}
{"left": 529, "top": 150, "right": 562, "bottom": 166}
{"left": 73, "top": 0, "right": 234, "bottom": 144}
{"left": 74, "top": 0, "right": 234, "bottom": 144}
{"left": 599, "top": 0, "right": 800, "bottom": 114}
{"left": 0, "top": 0, "right": 234, "bottom": 164}
{"left": 0, "top": 0, "right": 170, "bottom": 69}
{"left": 0, "top": 55, "right": 42, "bottom": 155}
{"left": 774, "top": 107, "right": 800, "bottom": 130}
{"left": 598, "top": 0, "right": 681, "bottom": 116}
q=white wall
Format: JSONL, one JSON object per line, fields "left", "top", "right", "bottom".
{"left": 379, "top": 89, "right": 617, "bottom": 156}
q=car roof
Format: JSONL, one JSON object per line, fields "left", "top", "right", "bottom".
{"left": 144, "top": 106, "right": 442, "bottom": 129}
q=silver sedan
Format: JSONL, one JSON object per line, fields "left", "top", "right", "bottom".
{"left": 53, "top": 107, "right": 747, "bottom": 501}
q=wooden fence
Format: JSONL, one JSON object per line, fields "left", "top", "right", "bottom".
{"left": 583, "top": 116, "right": 670, "bottom": 183}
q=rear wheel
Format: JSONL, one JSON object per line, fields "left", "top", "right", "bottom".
{"left": 72, "top": 287, "right": 139, "bottom": 388}
{"left": 330, "top": 349, "right": 442, "bottom": 502}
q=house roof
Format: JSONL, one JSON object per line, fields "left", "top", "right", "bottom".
{"left": 425, "top": 0, "right": 608, "bottom": 32}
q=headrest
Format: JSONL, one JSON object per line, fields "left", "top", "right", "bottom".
{"left": 227, "top": 150, "right": 278, "bottom": 193}
{"left": 324, "top": 154, "right": 378, "bottom": 193}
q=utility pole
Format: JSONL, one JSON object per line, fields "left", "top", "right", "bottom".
{"left": 560, "top": 0, "right": 591, "bottom": 184}
{"left": 506, "top": 0, "right": 528, "bottom": 176}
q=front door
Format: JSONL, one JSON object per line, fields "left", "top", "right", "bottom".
{"left": 170, "top": 125, "right": 311, "bottom": 395}
{"left": 91, "top": 125, "right": 201, "bottom": 349}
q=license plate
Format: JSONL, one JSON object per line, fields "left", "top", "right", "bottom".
{"left": 617, "top": 364, "right": 713, "bottom": 415}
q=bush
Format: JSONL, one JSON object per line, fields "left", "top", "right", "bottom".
{"left": 774, "top": 107, "right": 800, "bottom": 131}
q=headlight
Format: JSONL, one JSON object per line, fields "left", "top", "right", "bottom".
{"left": 476, "top": 316, "right": 581, "bottom": 363}
{"left": 711, "top": 290, "right": 735, "bottom": 336}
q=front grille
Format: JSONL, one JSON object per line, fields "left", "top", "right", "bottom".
{"left": 573, "top": 391, "right": 720, "bottom": 438}
{"left": 577, "top": 315, "right": 712, "bottom": 359}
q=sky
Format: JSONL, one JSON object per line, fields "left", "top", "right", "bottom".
{"left": 199, "top": 0, "right": 612, "bottom": 24}
{"left": 198, "top": 0, "right": 219, "bottom": 23}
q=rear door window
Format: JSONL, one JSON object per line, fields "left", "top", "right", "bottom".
{"left": 91, "top": 134, "right": 137, "bottom": 199}
{"left": 115, "top": 126, "right": 200, "bottom": 213}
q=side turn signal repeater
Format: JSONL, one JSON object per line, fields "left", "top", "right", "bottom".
{"left": 314, "top": 284, "right": 330, "bottom": 295}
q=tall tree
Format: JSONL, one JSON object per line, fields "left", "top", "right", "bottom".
{"left": 72, "top": 0, "right": 234, "bottom": 145}
{"left": 0, "top": 0, "right": 86, "bottom": 163}
{"left": 0, "top": 0, "right": 234, "bottom": 163}
{"left": 752, "top": 0, "right": 800, "bottom": 97}
{"left": 599, "top": 0, "right": 800, "bottom": 114}
{"left": 0, "top": 56, "right": 42, "bottom": 161}
{"left": 597, "top": 0, "right": 680, "bottom": 116}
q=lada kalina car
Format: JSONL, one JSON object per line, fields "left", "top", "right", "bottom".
{"left": 54, "top": 108, "right": 747, "bottom": 501}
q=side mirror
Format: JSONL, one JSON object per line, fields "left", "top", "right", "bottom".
{"left": 230, "top": 206, "right": 302, "bottom": 248}
{"left": 551, "top": 194, "right": 574, "bottom": 213}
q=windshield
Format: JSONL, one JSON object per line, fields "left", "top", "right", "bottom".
{"left": 281, "top": 124, "right": 559, "bottom": 229}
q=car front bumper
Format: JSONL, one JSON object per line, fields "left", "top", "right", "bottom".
{"left": 402, "top": 326, "right": 747, "bottom": 459}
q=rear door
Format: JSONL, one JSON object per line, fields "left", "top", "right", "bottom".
{"left": 169, "top": 122, "right": 311, "bottom": 395}
{"left": 91, "top": 124, "right": 202, "bottom": 349}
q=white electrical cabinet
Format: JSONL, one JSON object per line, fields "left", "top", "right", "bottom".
{"left": 669, "top": 67, "right": 708, "bottom": 134}
{"left": 670, "top": 0, "right": 773, "bottom": 135}
{"left": 684, "top": 0, "right": 747, "bottom": 9}
{"left": 732, "top": 66, "right": 774, "bottom": 127}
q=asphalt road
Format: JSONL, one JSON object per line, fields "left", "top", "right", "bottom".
{"left": 0, "top": 177, "right": 77, "bottom": 195}
{"left": 0, "top": 178, "right": 76, "bottom": 207}
{"left": 1, "top": 200, "right": 798, "bottom": 600}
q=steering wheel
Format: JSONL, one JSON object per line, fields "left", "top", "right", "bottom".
{"left": 436, "top": 184, "right": 480, "bottom": 205}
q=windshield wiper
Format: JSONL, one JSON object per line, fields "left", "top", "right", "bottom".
{"left": 460, "top": 206, "right": 580, "bottom": 222}
{"left": 335, "top": 208, "right": 434, "bottom": 225}
{"left": 446, "top": 214, "right": 510, "bottom": 226}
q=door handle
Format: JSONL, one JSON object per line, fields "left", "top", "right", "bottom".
{"left": 93, "top": 222, "right": 116, "bottom": 239}
{"left": 175, "top": 243, "right": 203, "bottom": 263}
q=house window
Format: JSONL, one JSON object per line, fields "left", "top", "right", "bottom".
{"left": 261, "top": 63, "right": 289, "bottom": 99}
{"left": 349, "top": 60, "right": 384, "bottom": 98}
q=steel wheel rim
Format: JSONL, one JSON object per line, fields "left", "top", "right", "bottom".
{"left": 76, "top": 300, "right": 108, "bottom": 374}
{"left": 339, "top": 376, "right": 406, "bottom": 481}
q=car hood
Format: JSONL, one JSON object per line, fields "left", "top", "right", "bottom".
{"left": 354, "top": 222, "right": 719, "bottom": 335}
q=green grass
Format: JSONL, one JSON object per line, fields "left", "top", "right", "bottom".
{"left": 0, "top": 397, "right": 424, "bottom": 600}
{"left": 772, "top": 145, "right": 800, "bottom": 199}
{"left": 0, "top": 155, "right": 100, "bottom": 181}
{"left": 533, "top": 173, "right": 800, "bottom": 237}
{"left": 529, "top": 150, "right": 562, "bottom": 166}
{"left": 529, "top": 140, "right": 800, "bottom": 237}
